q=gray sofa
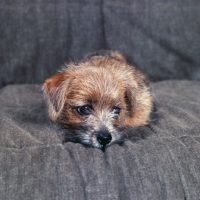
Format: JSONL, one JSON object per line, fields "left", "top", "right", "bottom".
{"left": 1, "top": 0, "right": 200, "bottom": 199}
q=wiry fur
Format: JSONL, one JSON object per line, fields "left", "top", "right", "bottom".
{"left": 43, "top": 51, "right": 153, "bottom": 149}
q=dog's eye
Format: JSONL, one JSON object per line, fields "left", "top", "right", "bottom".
{"left": 76, "top": 105, "right": 92, "bottom": 115}
{"left": 112, "top": 106, "right": 121, "bottom": 115}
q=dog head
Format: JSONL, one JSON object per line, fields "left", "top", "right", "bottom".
{"left": 43, "top": 61, "right": 152, "bottom": 149}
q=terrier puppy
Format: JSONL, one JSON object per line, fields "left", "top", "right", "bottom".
{"left": 43, "top": 51, "right": 153, "bottom": 149}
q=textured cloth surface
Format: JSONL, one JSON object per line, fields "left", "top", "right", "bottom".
{"left": 0, "top": 81, "right": 200, "bottom": 200}
{"left": 1, "top": 0, "right": 200, "bottom": 88}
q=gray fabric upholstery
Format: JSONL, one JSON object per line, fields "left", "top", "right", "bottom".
{"left": 1, "top": 81, "right": 200, "bottom": 199}
{"left": 1, "top": 0, "right": 200, "bottom": 88}
{"left": 1, "top": 0, "right": 200, "bottom": 199}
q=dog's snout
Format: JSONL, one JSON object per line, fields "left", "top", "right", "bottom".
{"left": 97, "top": 128, "right": 112, "bottom": 146}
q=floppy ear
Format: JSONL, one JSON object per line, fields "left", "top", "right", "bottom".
{"left": 124, "top": 84, "right": 135, "bottom": 118}
{"left": 43, "top": 72, "right": 69, "bottom": 121}
{"left": 124, "top": 82, "right": 153, "bottom": 127}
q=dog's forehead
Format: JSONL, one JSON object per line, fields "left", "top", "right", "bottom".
{"left": 67, "top": 67, "right": 125, "bottom": 105}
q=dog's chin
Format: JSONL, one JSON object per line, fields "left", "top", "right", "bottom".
{"left": 81, "top": 137, "right": 124, "bottom": 150}
{"left": 63, "top": 129, "right": 124, "bottom": 150}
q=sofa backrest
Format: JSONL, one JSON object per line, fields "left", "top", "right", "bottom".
{"left": 0, "top": 0, "right": 200, "bottom": 88}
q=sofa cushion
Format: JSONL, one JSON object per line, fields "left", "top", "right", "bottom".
{"left": 0, "top": 80, "right": 200, "bottom": 199}
{"left": 1, "top": 0, "right": 200, "bottom": 88}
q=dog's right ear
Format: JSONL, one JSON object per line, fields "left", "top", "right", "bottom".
{"left": 43, "top": 72, "right": 69, "bottom": 121}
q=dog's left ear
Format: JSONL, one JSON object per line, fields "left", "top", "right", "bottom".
{"left": 124, "top": 84, "right": 135, "bottom": 118}
{"left": 43, "top": 72, "right": 70, "bottom": 121}
{"left": 124, "top": 82, "right": 153, "bottom": 127}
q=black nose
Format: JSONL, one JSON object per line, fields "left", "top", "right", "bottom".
{"left": 97, "top": 128, "right": 112, "bottom": 146}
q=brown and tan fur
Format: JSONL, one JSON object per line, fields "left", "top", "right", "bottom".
{"left": 43, "top": 51, "right": 153, "bottom": 149}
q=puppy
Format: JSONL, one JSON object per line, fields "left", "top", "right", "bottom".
{"left": 43, "top": 50, "right": 153, "bottom": 149}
